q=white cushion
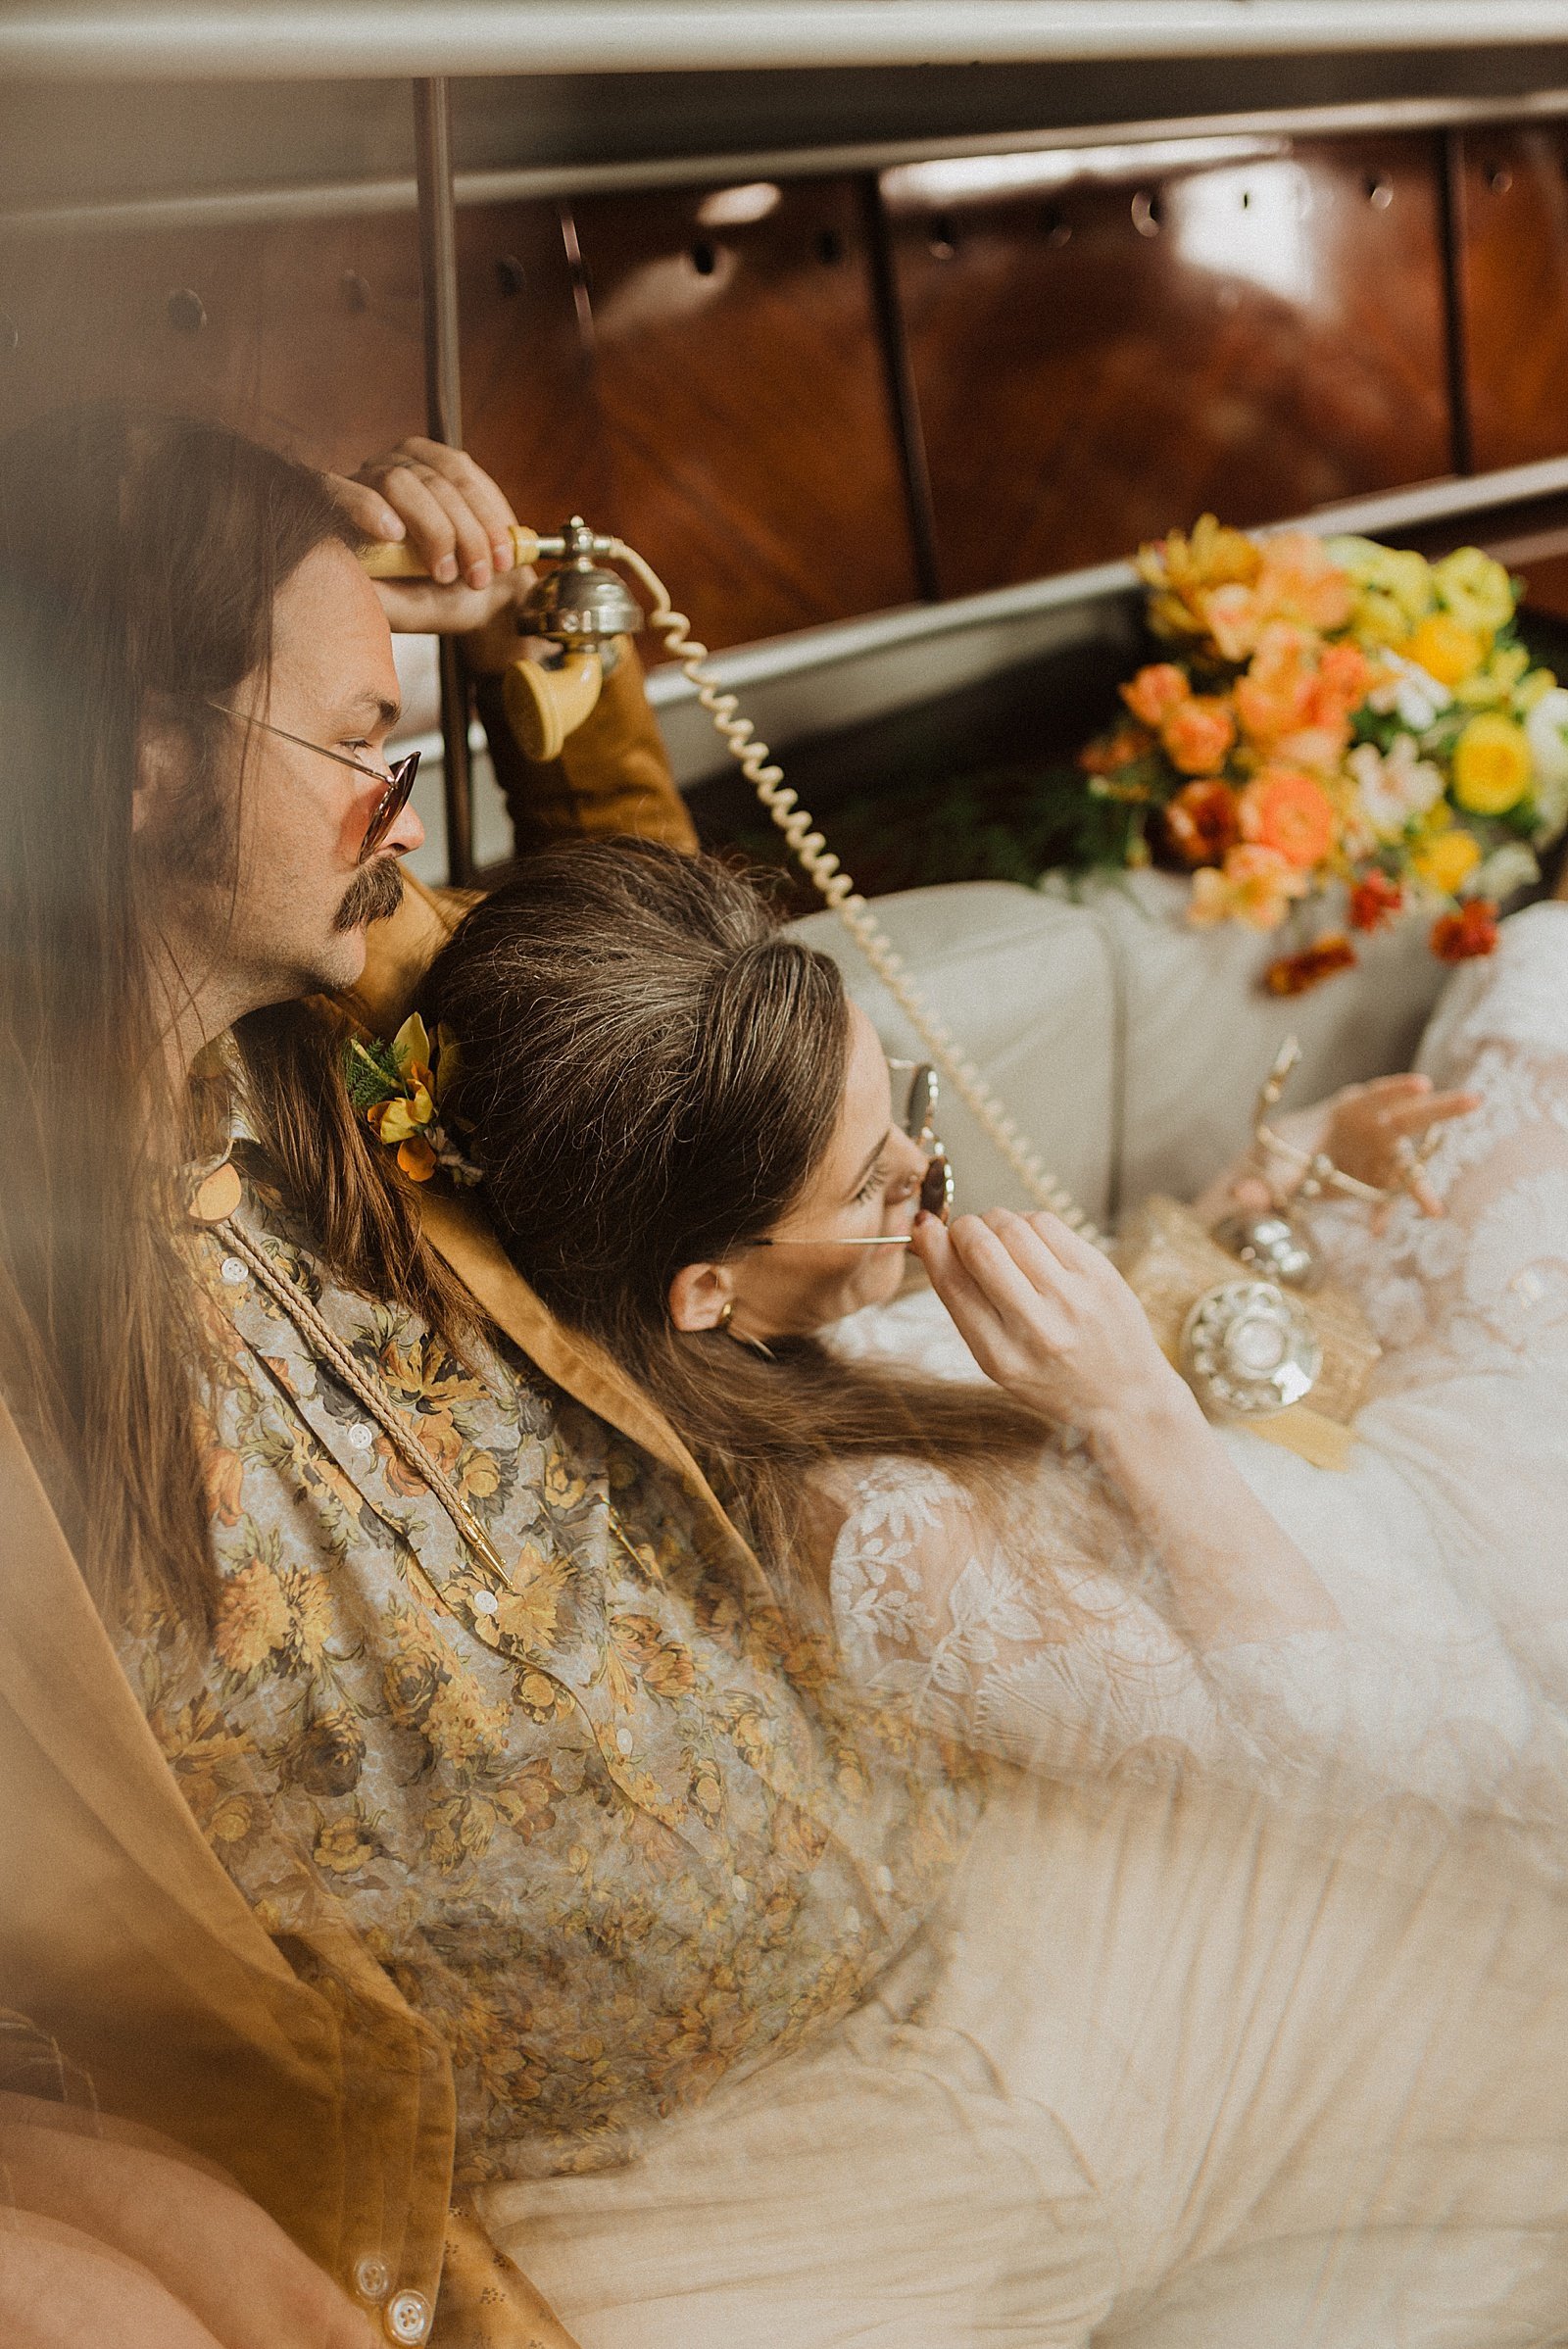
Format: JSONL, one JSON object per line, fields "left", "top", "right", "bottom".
{"left": 1072, "top": 871, "right": 1451, "bottom": 1210}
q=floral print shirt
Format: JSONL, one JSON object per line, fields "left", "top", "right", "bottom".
{"left": 120, "top": 1145, "right": 975, "bottom": 2182}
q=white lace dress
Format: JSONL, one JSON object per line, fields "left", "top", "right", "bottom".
{"left": 828, "top": 901, "right": 1568, "bottom": 1848}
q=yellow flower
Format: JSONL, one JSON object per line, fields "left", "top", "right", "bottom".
{"left": 1517, "top": 664, "right": 1558, "bottom": 713}
{"left": 368, "top": 1090, "right": 433, "bottom": 1147}
{"left": 1454, "top": 642, "right": 1530, "bottom": 710}
{"left": 1399, "top": 613, "right": 1486, "bottom": 689}
{"left": 314, "top": 1814, "right": 376, "bottom": 1874}
{"left": 1432, "top": 545, "right": 1515, "bottom": 639}
{"left": 1410, "top": 824, "right": 1483, "bottom": 896}
{"left": 423, "top": 1675, "right": 512, "bottom": 1768}
{"left": 1451, "top": 711, "right": 1534, "bottom": 815}
{"left": 214, "top": 1559, "right": 291, "bottom": 1677}
{"left": 391, "top": 1011, "right": 433, "bottom": 1080}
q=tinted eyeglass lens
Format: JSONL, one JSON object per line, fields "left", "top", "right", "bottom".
{"left": 360, "top": 750, "right": 420, "bottom": 863}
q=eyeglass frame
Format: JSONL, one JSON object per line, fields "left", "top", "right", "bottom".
{"left": 755, "top": 1057, "right": 955, "bottom": 1248}
{"left": 205, "top": 705, "right": 421, "bottom": 865}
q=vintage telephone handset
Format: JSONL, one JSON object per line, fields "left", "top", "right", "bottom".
{"left": 364, "top": 520, "right": 1099, "bottom": 1240}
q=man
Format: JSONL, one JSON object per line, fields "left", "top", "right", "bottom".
{"left": 0, "top": 410, "right": 710, "bottom": 2347}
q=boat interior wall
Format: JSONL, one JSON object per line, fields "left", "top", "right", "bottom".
{"left": 12, "top": 117, "right": 1568, "bottom": 669}
{"left": 884, "top": 130, "right": 1453, "bottom": 599}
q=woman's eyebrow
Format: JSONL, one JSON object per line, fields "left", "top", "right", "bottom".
{"left": 846, "top": 1128, "right": 893, "bottom": 1196}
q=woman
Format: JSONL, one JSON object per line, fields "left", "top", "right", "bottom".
{"left": 409, "top": 838, "right": 1568, "bottom": 2344}
{"left": 422, "top": 839, "right": 1568, "bottom": 1842}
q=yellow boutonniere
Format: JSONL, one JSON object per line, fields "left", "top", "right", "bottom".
{"left": 345, "top": 1014, "right": 480, "bottom": 1185}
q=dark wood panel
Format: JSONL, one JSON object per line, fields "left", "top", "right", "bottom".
{"left": 569, "top": 174, "right": 919, "bottom": 653}
{"left": 1454, "top": 124, "right": 1568, "bottom": 472}
{"left": 0, "top": 213, "right": 423, "bottom": 474}
{"left": 458, "top": 199, "right": 612, "bottom": 539}
{"left": 885, "top": 132, "right": 1455, "bottom": 599}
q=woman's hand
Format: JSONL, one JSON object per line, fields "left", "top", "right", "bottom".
{"left": 327, "top": 438, "right": 530, "bottom": 633}
{"left": 1317, "top": 1071, "right": 1479, "bottom": 1216}
{"left": 911, "top": 1207, "right": 1197, "bottom": 1442}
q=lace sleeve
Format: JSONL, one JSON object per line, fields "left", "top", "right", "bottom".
{"left": 829, "top": 1439, "right": 1564, "bottom": 1841}
{"left": 829, "top": 1446, "right": 1315, "bottom": 1793}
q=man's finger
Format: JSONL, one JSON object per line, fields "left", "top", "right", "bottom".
{"left": 389, "top": 439, "right": 519, "bottom": 559}
{"left": 323, "top": 472, "right": 404, "bottom": 542}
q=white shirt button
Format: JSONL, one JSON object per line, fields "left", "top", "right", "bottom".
{"left": 384, "top": 2290, "right": 433, "bottom": 2345}
{"left": 874, "top": 1865, "right": 895, "bottom": 1894}
{"left": 354, "top": 2255, "right": 391, "bottom": 2304}
{"left": 614, "top": 1726, "right": 634, "bottom": 1754}
{"left": 472, "top": 1590, "right": 500, "bottom": 1617}
{"left": 347, "top": 1421, "right": 375, "bottom": 1451}
{"left": 219, "top": 1255, "right": 248, "bottom": 1287}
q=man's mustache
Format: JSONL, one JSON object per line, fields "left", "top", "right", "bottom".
{"left": 334, "top": 856, "right": 406, "bottom": 933}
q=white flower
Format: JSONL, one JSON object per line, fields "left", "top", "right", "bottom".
{"left": 1347, "top": 733, "right": 1446, "bottom": 840}
{"left": 1366, "top": 653, "right": 1451, "bottom": 733}
{"left": 1526, "top": 686, "right": 1568, "bottom": 840}
{"left": 1470, "top": 842, "right": 1540, "bottom": 904}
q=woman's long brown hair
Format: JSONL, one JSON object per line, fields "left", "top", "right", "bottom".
{"left": 422, "top": 840, "right": 1049, "bottom": 1590}
{"left": 0, "top": 405, "right": 469, "bottom": 1623}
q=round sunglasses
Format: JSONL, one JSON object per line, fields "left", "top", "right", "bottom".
{"left": 757, "top": 1058, "right": 955, "bottom": 1249}
{"left": 207, "top": 706, "right": 420, "bottom": 865}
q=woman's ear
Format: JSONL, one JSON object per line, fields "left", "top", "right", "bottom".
{"left": 133, "top": 710, "right": 188, "bottom": 835}
{"left": 667, "top": 1260, "right": 736, "bottom": 1334}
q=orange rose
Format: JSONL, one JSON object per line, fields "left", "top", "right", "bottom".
{"left": 1234, "top": 622, "right": 1317, "bottom": 749}
{"left": 1161, "top": 694, "right": 1236, "bottom": 775}
{"left": 1239, "top": 766, "right": 1338, "bottom": 871}
{"left": 1121, "top": 662, "right": 1191, "bottom": 727}
{"left": 1162, "top": 779, "right": 1242, "bottom": 866}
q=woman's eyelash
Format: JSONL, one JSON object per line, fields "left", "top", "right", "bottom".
{"left": 853, "top": 1161, "right": 889, "bottom": 1204}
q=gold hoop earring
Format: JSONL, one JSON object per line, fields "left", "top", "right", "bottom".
{"left": 716, "top": 1299, "right": 735, "bottom": 1331}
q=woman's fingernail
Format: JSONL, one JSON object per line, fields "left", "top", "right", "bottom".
{"left": 379, "top": 510, "right": 405, "bottom": 540}
{"left": 492, "top": 539, "right": 514, "bottom": 571}
{"left": 434, "top": 554, "right": 459, "bottom": 584}
{"left": 466, "top": 560, "right": 493, "bottom": 591}
{"left": 913, "top": 1210, "right": 931, "bottom": 1230}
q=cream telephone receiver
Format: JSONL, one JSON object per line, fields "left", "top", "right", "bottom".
{"left": 361, "top": 522, "right": 1381, "bottom": 1464}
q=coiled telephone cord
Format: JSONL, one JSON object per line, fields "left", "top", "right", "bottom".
{"left": 612, "top": 542, "right": 1104, "bottom": 1247}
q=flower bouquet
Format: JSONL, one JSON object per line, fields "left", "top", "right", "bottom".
{"left": 1076, "top": 515, "right": 1568, "bottom": 989}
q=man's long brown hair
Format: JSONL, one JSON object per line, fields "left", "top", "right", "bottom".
{"left": 422, "top": 840, "right": 1049, "bottom": 1587}
{"left": 0, "top": 405, "right": 467, "bottom": 1623}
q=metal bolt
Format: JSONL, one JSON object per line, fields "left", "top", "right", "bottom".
{"left": 167, "top": 288, "right": 207, "bottom": 332}
{"left": 495, "top": 254, "right": 527, "bottom": 295}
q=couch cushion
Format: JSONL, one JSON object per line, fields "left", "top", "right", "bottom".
{"left": 789, "top": 882, "right": 1118, "bottom": 1227}
{"left": 1073, "top": 870, "right": 1450, "bottom": 1211}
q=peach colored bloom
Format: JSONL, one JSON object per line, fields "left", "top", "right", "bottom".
{"left": 1235, "top": 625, "right": 1364, "bottom": 768}
{"left": 1161, "top": 694, "right": 1236, "bottom": 774}
{"left": 1239, "top": 766, "right": 1339, "bottom": 871}
{"left": 1121, "top": 662, "right": 1191, "bottom": 727}
{"left": 1196, "top": 535, "right": 1352, "bottom": 661}
{"left": 1162, "top": 779, "right": 1242, "bottom": 866}
{"left": 1188, "top": 844, "right": 1310, "bottom": 931}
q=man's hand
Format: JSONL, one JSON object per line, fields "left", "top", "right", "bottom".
{"left": 0, "top": 2096, "right": 379, "bottom": 2349}
{"left": 911, "top": 1206, "right": 1198, "bottom": 1442}
{"left": 328, "top": 438, "right": 530, "bottom": 634}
